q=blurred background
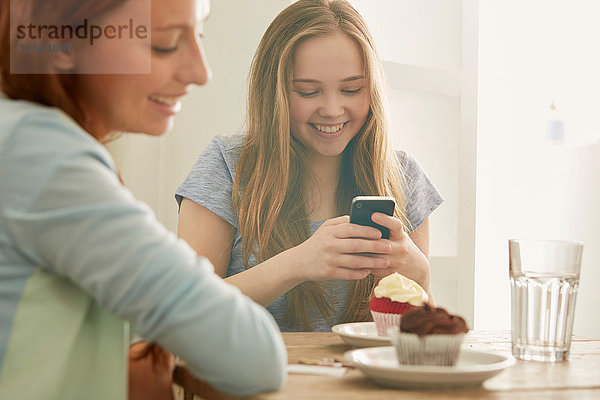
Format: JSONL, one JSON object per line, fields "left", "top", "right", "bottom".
{"left": 106, "top": 0, "right": 600, "bottom": 337}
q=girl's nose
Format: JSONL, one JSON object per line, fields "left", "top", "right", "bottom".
{"left": 318, "top": 94, "right": 344, "bottom": 118}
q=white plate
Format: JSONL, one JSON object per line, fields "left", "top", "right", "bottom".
{"left": 345, "top": 346, "right": 515, "bottom": 389}
{"left": 332, "top": 322, "right": 391, "bottom": 347}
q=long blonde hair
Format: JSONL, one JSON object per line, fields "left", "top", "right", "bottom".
{"left": 232, "top": 0, "right": 408, "bottom": 330}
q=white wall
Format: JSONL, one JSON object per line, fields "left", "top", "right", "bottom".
{"left": 476, "top": 0, "right": 600, "bottom": 337}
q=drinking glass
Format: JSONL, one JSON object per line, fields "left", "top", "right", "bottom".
{"left": 509, "top": 239, "right": 583, "bottom": 362}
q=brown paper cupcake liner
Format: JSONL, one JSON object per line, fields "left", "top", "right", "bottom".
{"left": 389, "top": 329, "right": 465, "bottom": 366}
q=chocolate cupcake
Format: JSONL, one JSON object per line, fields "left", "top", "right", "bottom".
{"left": 390, "top": 304, "right": 469, "bottom": 366}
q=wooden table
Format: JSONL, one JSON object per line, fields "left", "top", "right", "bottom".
{"left": 249, "top": 331, "right": 600, "bottom": 399}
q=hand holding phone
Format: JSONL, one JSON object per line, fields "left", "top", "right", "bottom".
{"left": 349, "top": 196, "right": 396, "bottom": 239}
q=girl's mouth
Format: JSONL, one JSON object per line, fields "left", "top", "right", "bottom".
{"left": 309, "top": 122, "right": 348, "bottom": 137}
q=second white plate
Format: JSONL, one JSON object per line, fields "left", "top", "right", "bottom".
{"left": 332, "top": 322, "right": 391, "bottom": 347}
{"left": 344, "top": 346, "right": 515, "bottom": 389}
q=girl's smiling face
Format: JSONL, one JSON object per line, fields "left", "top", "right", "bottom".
{"left": 289, "top": 32, "right": 370, "bottom": 160}
{"left": 75, "top": 0, "right": 211, "bottom": 139}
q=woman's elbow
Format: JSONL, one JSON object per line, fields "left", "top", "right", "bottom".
{"left": 248, "top": 338, "right": 287, "bottom": 394}
{"left": 229, "top": 335, "right": 287, "bottom": 396}
{"left": 261, "top": 348, "right": 288, "bottom": 392}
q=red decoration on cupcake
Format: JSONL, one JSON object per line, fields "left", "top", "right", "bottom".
{"left": 369, "top": 296, "right": 418, "bottom": 314}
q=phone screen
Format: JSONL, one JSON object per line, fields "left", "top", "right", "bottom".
{"left": 350, "top": 196, "right": 396, "bottom": 239}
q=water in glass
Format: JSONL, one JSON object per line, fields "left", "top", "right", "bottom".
{"left": 511, "top": 272, "right": 579, "bottom": 362}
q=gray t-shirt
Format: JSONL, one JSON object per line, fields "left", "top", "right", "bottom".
{"left": 176, "top": 133, "right": 443, "bottom": 332}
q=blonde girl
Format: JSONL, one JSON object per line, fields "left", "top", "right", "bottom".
{"left": 177, "top": 0, "right": 442, "bottom": 331}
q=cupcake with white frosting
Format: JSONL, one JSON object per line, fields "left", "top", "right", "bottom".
{"left": 369, "top": 273, "right": 428, "bottom": 336}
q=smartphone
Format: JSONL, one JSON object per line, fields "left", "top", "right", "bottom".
{"left": 349, "top": 196, "right": 396, "bottom": 239}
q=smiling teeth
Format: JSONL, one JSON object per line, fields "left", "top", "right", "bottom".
{"left": 313, "top": 123, "right": 345, "bottom": 133}
{"left": 150, "top": 95, "right": 179, "bottom": 106}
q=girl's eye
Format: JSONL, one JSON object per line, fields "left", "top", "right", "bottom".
{"left": 342, "top": 88, "right": 363, "bottom": 95}
{"left": 294, "top": 90, "right": 318, "bottom": 97}
{"left": 152, "top": 46, "right": 178, "bottom": 54}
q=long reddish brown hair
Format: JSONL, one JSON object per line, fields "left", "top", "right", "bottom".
{"left": 0, "top": 0, "right": 124, "bottom": 133}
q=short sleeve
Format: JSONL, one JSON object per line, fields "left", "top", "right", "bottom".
{"left": 175, "top": 135, "right": 243, "bottom": 228}
{"left": 398, "top": 151, "right": 444, "bottom": 232}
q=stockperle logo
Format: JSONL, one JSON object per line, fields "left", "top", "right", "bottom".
{"left": 10, "top": 0, "right": 151, "bottom": 74}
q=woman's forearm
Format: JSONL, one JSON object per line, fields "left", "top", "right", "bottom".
{"left": 224, "top": 248, "right": 305, "bottom": 307}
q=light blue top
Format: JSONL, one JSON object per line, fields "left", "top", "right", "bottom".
{"left": 176, "top": 133, "right": 443, "bottom": 332}
{"left": 0, "top": 97, "right": 286, "bottom": 399}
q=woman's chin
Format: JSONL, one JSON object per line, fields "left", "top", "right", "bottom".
{"left": 140, "top": 119, "right": 174, "bottom": 136}
{"left": 306, "top": 145, "right": 347, "bottom": 159}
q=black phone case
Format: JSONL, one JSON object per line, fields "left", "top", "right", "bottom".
{"left": 350, "top": 198, "right": 395, "bottom": 239}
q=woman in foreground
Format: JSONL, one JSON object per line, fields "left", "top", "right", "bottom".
{"left": 0, "top": 0, "right": 286, "bottom": 398}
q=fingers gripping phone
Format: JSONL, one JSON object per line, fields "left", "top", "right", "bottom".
{"left": 350, "top": 196, "right": 396, "bottom": 239}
